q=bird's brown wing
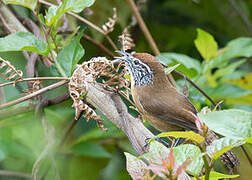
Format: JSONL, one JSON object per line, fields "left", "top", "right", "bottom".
{"left": 137, "top": 86, "right": 198, "bottom": 131}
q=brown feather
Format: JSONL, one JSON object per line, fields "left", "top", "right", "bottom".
{"left": 130, "top": 53, "right": 239, "bottom": 171}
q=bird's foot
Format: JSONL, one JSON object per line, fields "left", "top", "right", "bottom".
{"left": 155, "top": 137, "right": 170, "bottom": 148}
{"left": 174, "top": 138, "right": 182, "bottom": 147}
{"left": 144, "top": 137, "right": 152, "bottom": 148}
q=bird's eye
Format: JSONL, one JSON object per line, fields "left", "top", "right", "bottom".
{"left": 134, "top": 60, "right": 140, "bottom": 65}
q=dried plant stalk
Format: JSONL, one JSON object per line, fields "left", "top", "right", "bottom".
{"left": 102, "top": 8, "right": 118, "bottom": 34}
{"left": 23, "top": 80, "right": 43, "bottom": 96}
{"left": 0, "top": 57, "right": 23, "bottom": 81}
{"left": 69, "top": 57, "right": 130, "bottom": 131}
{"left": 119, "top": 26, "right": 135, "bottom": 51}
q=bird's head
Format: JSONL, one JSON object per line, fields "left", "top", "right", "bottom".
{"left": 115, "top": 51, "right": 164, "bottom": 86}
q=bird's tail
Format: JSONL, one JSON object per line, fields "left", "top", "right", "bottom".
{"left": 205, "top": 130, "right": 240, "bottom": 173}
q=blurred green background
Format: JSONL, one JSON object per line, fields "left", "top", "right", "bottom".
{"left": 0, "top": 0, "right": 252, "bottom": 179}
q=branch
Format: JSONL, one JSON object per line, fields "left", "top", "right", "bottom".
{"left": 173, "top": 70, "right": 220, "bottom": 110}
{"left": 126, "top": 0, "right": 159, "bottom": 55}
{"left": 85, "top": 83, "right": 154, "bottom": 155}
{"left": 0, "top": 3, "right": 28, "bottom": 33}
{"left": 0, "top": 77, "right": 69, "bottom": 88}
{"left": 125, "top": 0, "right": 176, "bottom": 86}
{"left": 0, "top": 80, "right": 68, "bottom": 110}
{"left": 83, "top": 34, "right": 115, "bottom": 58}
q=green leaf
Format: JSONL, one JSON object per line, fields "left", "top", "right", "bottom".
{"left": 45, "top": 0, "right": 96, "bottom": 26}
{"left": 0, "top": 32, "right": 49, "bottom": 55}
{"left": 158, "top": 53, "right": 201, "bottom": 78}
{"left": 71, "top": 142, "right": 111, "bottom": 158}
{"left": 206, "top": 83, "right": 252, "bottom": 98}
{"left": 192, "top": 171, "right": 239, "bottom": 180}
{"left": 173, "top": 144, "right": 203, "bottom": 176}
{"left": 56, "top": 30, "right": 84, "bottom": 77}
{"left": 70, "top": 0, "right": 96, "bottom": 13}
{"left": 158, "top": 53, "right": 201, "bottom": 74}
{"left": 203, "top": 37, "right": 252, "bottom": 72}
{"left": 156, "top": 131, "right": 205, "bottom": 144}
{"left": 124, "top": 152, "right": 147, "bottom": 179}
{"left": 198, "top": 109, "right": 252, "bottom": 139}
{"left": 3, "top": 0, "right": 37, "bottom": 10}
{"left": 144, "top": 142, "right": 203, "bottom": 176}
{"left": 206, "top": 137, "right": 245, "bottom": 160}
{"left": 194, "top": 28, "right": 218, "bottom": 60}
{"left": 244, "top": 137, "right": 252, "bottom": 144}
{"left": 213, "top": 59, "right": 246, "bottom": 81}
{"left": 165, "top": 64, "right": 180, "bottom": 74}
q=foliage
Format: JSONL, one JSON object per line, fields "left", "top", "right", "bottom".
{"left": 0, "top": 0, "right": 252, "bottom": 180}
{"left": 158, "top": 28, "right": 252, "bottom": 109}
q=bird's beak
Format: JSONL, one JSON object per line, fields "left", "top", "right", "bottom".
{"left": 114, "top": 50, "right": 133, "bottom": 63}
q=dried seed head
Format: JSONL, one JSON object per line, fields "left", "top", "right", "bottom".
{"left": 119, "top": 27, "right": 135, "bottom": 51}
{"left": 102, "top": 8, "right": 118, "bottom": 34}
{"left": 69, "top": 57, "right": 130, "bottom": 131}
{"left": 0, "top": 57, "right": 23, "bottom": 81}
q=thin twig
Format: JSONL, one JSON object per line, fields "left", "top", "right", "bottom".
{"left": 125, "top": 0, "right": 176, "bottom": 86}
{"left": 0, "top": 80, "right": 68, "bottom": 109}
{"left": 126, "top": 0, "right": 159, "bottom": 55}
{"left": 59, "top": 118, "right": 79, "bottom": 147}
{"left": 0, "top": 77, "right": 69, "bottom": 88}
{"left": 0, "top": 4, "right": 28, "bottom": 32}
{"left": 83, "top": 34, "right": 114, "bottom": 58}
{"left": 229, "top": 0, "right": 252, "bottom": 35}
{"left": 173, "top": 70, "right": 220, "bottom": 110}
{"left": 0, "top": 13, "right": 12, "bottom": 33}
{"left": 241, "top": 145, "right": 252, "bottom": 166}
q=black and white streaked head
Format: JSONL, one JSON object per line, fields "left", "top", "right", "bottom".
{"left": 115, "top": 51, "right": 154, "bottom": 87}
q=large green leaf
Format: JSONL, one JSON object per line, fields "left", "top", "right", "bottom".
{"left": 0, "top": 32, "right": 49, "bottom": 55}
{"left": 192, "top": 171, "right": 239, "bottom": 180}
{"left": 203, "top": 37, "right": 252, "bottom": 72}
{"left": 45, "top": 0, "right": 96, "bottom": 26}
{"left": 206, "top": 137, "right": 245, "bottom": 160}
{"left": 194, "top": 28, "right": 218, "bottom": 60}
{"left": 3, "top": 0, "right": 37, "bottom": 10}
{"left": 206, "top": 83, "right": 252, "bottom": 98}
{"left": 157, "top": 52, "right": 201, "bottom": 77}
{"left": 56, "top": 30, "right": 84, "bottom": 77}
{"left": 71, "top": 141, "right": 111, "bottom": 158}
{"left": 198, "top": 109, "right": 252, "bottom": 139}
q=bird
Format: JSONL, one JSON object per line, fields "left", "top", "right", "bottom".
{"left": 115, "top": 50, "right": 239, "bottom": 172}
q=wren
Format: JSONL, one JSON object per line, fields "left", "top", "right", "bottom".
{"left": 116, "top": 51, "right": 239, "bottom": 172}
